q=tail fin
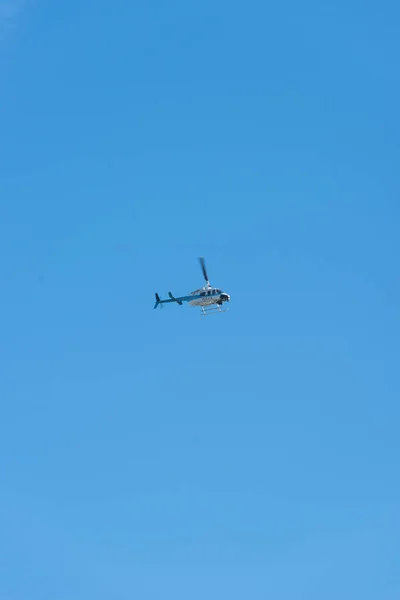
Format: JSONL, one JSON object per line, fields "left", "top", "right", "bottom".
{"left": 154, "top": 293, "right": 161, "bottom": 309}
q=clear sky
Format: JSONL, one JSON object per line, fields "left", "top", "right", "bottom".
{"left": 1, "top": 1, "right": 399, "bottom": 598}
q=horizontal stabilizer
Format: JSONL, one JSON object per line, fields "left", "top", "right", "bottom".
{"left": 168, "top": 292, "right": 183, "bottom": 305}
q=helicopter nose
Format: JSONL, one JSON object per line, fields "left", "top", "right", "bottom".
{"left": 220, "top": 293, "right": 230, "bottom": 302}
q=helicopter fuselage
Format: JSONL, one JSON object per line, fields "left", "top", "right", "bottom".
{"left": 154, "top": 288, "right": 230, "bottom": 310}
{"left": 188, "top": 288, "right": 230, "bottom": 307}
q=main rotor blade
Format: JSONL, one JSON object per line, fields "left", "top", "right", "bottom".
{"left": 198, "top": 257, "right": 209, "bottom": 283}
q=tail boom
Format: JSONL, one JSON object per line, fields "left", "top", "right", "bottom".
{"left": 154, "top": 292, "right": 184, "bottom": 309}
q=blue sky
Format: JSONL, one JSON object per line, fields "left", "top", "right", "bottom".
{"left": 1, "top": 1, "right": 399, "bottom": 598}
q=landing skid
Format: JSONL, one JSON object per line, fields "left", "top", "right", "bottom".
{"left": 200, "top": 304, "right": 229, "bottom": 316}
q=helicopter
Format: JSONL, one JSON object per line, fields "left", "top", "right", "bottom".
{"left": 154, "top": 257, "right": 230, "bottom": 315}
